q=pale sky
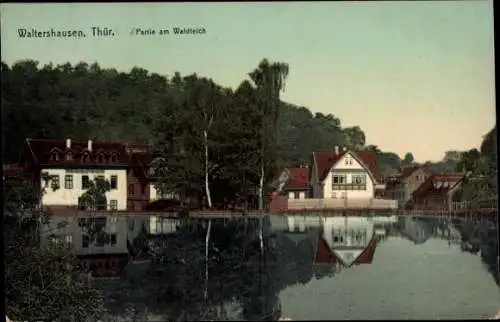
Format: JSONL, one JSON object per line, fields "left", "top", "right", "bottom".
{"left": 1, "top": 1, "right": 495, "bottom": 162}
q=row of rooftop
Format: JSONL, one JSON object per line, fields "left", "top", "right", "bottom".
{"left": 276, "top": 145, "right": 467, "bottom": 211}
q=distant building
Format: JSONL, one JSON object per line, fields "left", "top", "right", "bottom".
{"left": 383, "top": 166, "right": 430, "bottom": 208}
{"left": 410, "top": 173, "right": 466, "bottom": 211}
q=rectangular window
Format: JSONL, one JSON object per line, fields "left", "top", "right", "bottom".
{"left": 150, "top": 217, "right": 157, "bottom": 234}
{"left": 332, "top": 175, "right": 346, "bottom": 184}
{"left": 65, "top": 235, "right": 73, "bottom": 248}
{"left": 128, "top": 184, "right": 134, "bottom": 196}
{"left": 110, "top": 200, "right": 118, "bottom": 210}
{"left": 110, "top": 175, "right": 118, "bottom": 189}
{"left": 64, "top": 175, "right": 73, "bottom": 189}
{"left": 352, "top": 174, "right": 366, "bottom": 184}
{"left": 82, "top": 234, "right": 89, "bottom": 248}
{"left": 110, "top": 234, "right": 117, "bottom": 245}
{"left": 51, "top": 175, "right": 60, "bottom": 190}
{"left": 82, "top": 175, "right": 90, "bottom": 189}
{"left": 108, "top": 216, "right": 117, "bottom": 233}
{"left": 96, "top": 175, "right": 105, "bottom": 182}
{"left": 294, "top": 191, "right": 300, "bottom": 199}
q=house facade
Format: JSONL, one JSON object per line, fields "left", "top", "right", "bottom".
{"left": 384, "top": 166, "right": 429, "bottom": 208}
{"left": 14, "top": 138, "right": 170, "bottom": 213}
{"left": 282, "top": 167, "right": 311, "bottom": 200}
{"left": 410, "top": 174, "right": 465, "bottom": 211}
{"left": 310, "top": 146, "right": 382, "bottom": 200}
{"left": 17, "top": 138, "right": 129, "bottom": 211}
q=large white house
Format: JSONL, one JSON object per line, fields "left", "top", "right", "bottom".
{"left": 18, "top": 138, "right": 130, "bottom": 211}
{"left": 310, "top": 146, "right": 385, "bottom": 200}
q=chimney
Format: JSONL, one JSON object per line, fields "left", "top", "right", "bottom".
{"left": 87, "top": 139, "right": 92, "bottom": 152}
{"left": 334, "top": 145, "right": 339, "bottom": 155}
{"left": 66, "top": 138, "right": 71, "bottom": 149}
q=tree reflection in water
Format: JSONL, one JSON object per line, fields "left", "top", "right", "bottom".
{"left": 402, "top": 216, "right": 499, "bottom": 287}
{"left": 95, "top": 215, "right": 498, "bottom": 321}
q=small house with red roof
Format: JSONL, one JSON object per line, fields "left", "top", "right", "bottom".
{"left": 410, "top": 173, "right": 466, "bottom": 211}
{"left": 310, "top": 146, "right": 383, "bottom": 200}
{"left": 282, "top": 167, "right": 311, "bottom": 200}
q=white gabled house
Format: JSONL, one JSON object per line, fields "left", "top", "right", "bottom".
{"left": 310, "top": 146, "right": 385, "bottom": 200}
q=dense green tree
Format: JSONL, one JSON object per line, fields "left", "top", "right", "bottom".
{"left": 4, "top": 177, "right": 104, "bottom": 321}
{"left": 248, "top": 59, "right": 290, "bottom": 210}
{"left": 402, "top": 152, "right": 415, "bottom": 165}
{"left": 343, "top": 126, "right": 366, "bottom": 150}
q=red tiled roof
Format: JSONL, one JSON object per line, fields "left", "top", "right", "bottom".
{"left": 313, "top": 150, "right": 378, "bottom": 182}
{"left": 412, "top": 174, "right": 465, "bottom": 198}
{"left": 314, "top": 235, "right": 339, "bottom": 265}
{"left": 314, "top": 234, "right": 378, "bottom": 267}
{"left": 25, "top": 139, "right": 129, "bottom": 166}
{"left": 284, "top": 167, "right": 310, "bottom": 190}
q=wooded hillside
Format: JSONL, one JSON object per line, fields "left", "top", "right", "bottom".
{"left": 2, "top": 59, "right": 495, "bottom": 205}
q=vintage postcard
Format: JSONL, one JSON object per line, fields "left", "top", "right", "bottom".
{"left": 2, "top": 2, "right": 498, "bottom": 321}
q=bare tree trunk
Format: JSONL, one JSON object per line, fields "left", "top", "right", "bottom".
{"left": 258, "top": 163, "right": 265, "bottom": 210}
{"left": 259, "top": 216, "right": 264, "bottom": 254}
{"left": 203, "top": 129, "right": 212, "bottom": 208}
{"left": 204, "top": 219, "right": 212, "bottom": 300}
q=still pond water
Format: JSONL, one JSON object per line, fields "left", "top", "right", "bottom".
{"left": 48, "top": 214, "right": 500, "bottom": 320}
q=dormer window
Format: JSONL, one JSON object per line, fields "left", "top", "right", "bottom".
{"left": 82, "top": 152, "right": 90, "bottom": 163}
{"left": 96, "top": 153, "right": 106, "bottom": 164}
{"left": 50, "top": 151, "right": 59, "bottom": 161}
{"left": 66, "top": 151, "right": 73, "bottom": 161}
{"left": 110, "top": 153, "right": 118, "bottom": 163}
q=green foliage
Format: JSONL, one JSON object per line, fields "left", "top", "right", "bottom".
{"left": 4, "top": 178, "right": 105, "bottom": 321}
{"left": 79, "top": 176, "right": 111, "bottom": 210}
{"left": 453, "top": 125, "right": 497, "bottom": 203}
{"left": 402, "top": 152, "right": 415, "bottom": 165}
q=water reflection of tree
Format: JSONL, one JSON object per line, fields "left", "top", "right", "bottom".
{"left": 459, "top": 218, "right": 499, "bottom": 286}
{"left": 436, "top": 217, "right": 499, "bottom": 287}
{"left": 99, "top": 217, "right": 347, "bottom": 321}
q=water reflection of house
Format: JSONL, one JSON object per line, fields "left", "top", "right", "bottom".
{"left": 271, "top": 215, "right": 389, "bottom": 270}
{"left": 41, "top": 214, "right": 182, "bottom": 278}
{"left": 399, "top": 217, "right": 434, "bottom": 244}
{"left": 41, "top": 215, "right": 130, "bottom": 277}
{"left": 316, "top": 217, "right": 378, "bottom": 267}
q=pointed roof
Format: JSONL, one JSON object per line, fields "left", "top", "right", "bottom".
{"left": 24, "top": 138, "right": 129, "bottom": 166}
{"left": 284, "top": 167, "right": 310, "bottom": 190}
{"left": 314, "top": 234, "right": 378, "bottom": 267}
{"left": 412, "top": 173, "right": 465, "bottom": 198}
{"left": 398, "top": 166, "right": 422, "bottom": 180}
{"left": 313, "top": 150, "right": 378, "bottom": 183}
